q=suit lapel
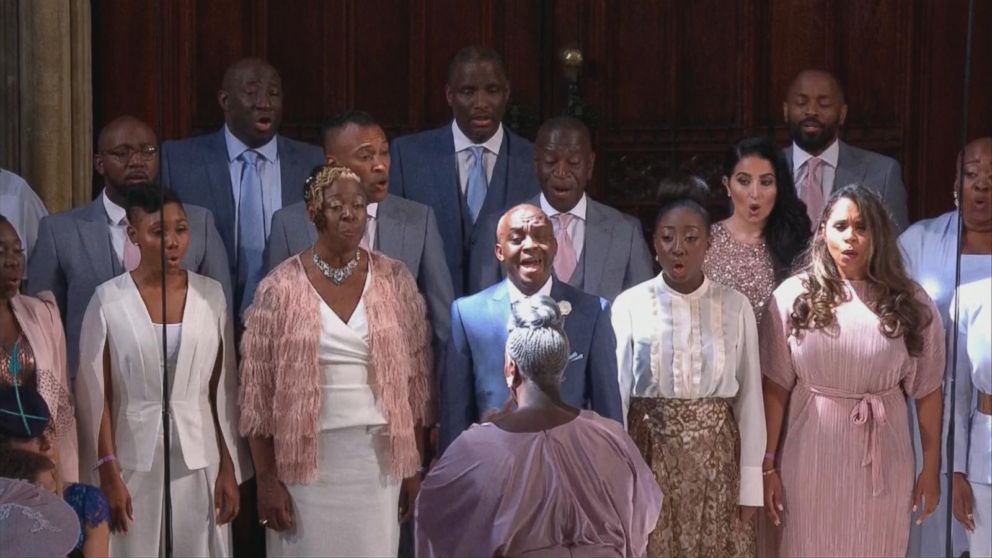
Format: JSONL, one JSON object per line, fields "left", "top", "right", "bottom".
{"left": 204, "top": 132, "right": 237, "bottom": 241}
{"left": 834, "top": 142, "right": 866, "bottom": 192}
{"left": 277, "top": 136, "right": 306, "bottom": 208}
{"left": 78, "top": 199, "right": 120, "bottom": 277}
{"left": 430, "top": 129, "right": 468, "bottom": 245}
{"left": 170, "top": 276, "right": 200, "bottom": 400}
{"left": 375, "top": 197, "right": 405, "bottom": 256}
{"left": 581, "top": 202, "right": 612, "bottom": 295}
{"left": 478, "top": 132, "right": 510, "bottom": 225}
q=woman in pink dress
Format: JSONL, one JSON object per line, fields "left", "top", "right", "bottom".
{"left": 416, "top": 295, "right": 662, "bottom": 557}
{"left": 760, "top": 184, "right": 945, "bottom": 557}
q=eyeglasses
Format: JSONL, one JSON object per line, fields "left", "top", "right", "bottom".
{"left": 102, "top": 144, "right": 159, "bottom": 163}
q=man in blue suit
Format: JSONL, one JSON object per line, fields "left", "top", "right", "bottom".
{"left": 389, "top": 46, "right": 540, "bottom": 297}
{"left": 441, "top": 204, "right": 622, "bottom": 451}
{"left": 468, "top": 116, "right": 654, "bottom": 300}
{"left": 160, "top": 58, "right": 325, "bottom": 317}
{"left": 265, "top": 111, "right": 453, "bottom": 365}
{"left": 27, "top": 116, "right": 230, "bottom": 380}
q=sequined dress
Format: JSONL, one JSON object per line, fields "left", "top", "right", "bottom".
{"left": 0, "top": 336, "right": 73, "bottom": 440}
{"left": 703, "top": 221, "right": 777, "bottom": 323}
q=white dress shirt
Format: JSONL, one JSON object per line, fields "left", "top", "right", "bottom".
{"left": 102, "top": 190, "right": 128, "bottom": 266}
{"left": 224, "top": 125, "right": 282, "bottom": 244}
{"left": 792, "top": 139, "right": 840, "bottom": 199}
{"left": 540, "top": 193, "right": 588, "bottom": 263}
{"left": 506, "top": 275, "right": 554, "bottom": 304}
{"left": 452, "top": 121, "right": 504, "bottom": 196}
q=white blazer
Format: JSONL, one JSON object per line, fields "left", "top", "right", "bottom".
{"left": 76, "top": 271, "right": 246, "bottom": 483}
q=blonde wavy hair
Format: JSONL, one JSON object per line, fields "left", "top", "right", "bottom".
{"left": 790, "top": 184, "right": 931, "bottom": 356}
{"left": 303, "top": 164, "right": 363, "bottom": 231}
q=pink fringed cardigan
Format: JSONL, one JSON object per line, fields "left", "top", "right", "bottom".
{"left": 238, "top": 252, "right": 433, "bottom": 483}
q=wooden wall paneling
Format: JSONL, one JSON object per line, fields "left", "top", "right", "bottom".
{"left": 160, "top": 0, "right": 194, "bottom": 140}
{"left": 499, "top": 0, "right": 543, "bottom": 138}
{"left": 405, "top": 0, "right": 428, "bottom": 133}
{"left": 765, "top": 0, "right": 835, "bottom": 126}
{"left": 914, "top": 0, "right": 992, "bottom": 218}
{"left": 422, "top": 0, "right": 487, "bottom": 128}
{"left": 265, "top": 0, "right": 332, "bottom": 141}
{"left": 92, "top": 0, "right": 159, "bottom": 132}
{"left": 191, "top": 0, "right": 252, "bottom": 136}
{"left": 352, "top": 0, "right": 414, "bottom": 131}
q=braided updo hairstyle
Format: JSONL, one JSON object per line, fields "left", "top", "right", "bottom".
{"left": 505, "top": 295, "right": 570, "bottom": 391}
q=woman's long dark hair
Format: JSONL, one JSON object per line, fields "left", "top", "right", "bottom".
{"left": 723, "top": 137, "right": 812, "bottom": 279}
{"left": 790, "top": 185, "right": 931, "bottom": 356}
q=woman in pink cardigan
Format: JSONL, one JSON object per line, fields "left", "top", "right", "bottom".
{"left": 0, "top": 214, "right": 78, "bottom": 484}
{"left": 239, "top": 165, "right": 433, "bottom": 558}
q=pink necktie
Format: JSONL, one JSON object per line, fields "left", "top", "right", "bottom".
{"left": 554, "top": 213, "right": 577, "bottom": 281}
{"left": 123, "top": 230, "right": 141, "bottom": 272}
{"left": 801, "top": 157, "right": 824, "bottom": 230}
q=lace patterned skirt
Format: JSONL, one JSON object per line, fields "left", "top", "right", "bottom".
{"left": 628, "top": 396, "right": 755, "bottom": 558}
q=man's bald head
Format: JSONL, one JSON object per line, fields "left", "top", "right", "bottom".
{"left": 219, "top": 58, "right": 283, "bottom": 148}
{"left": 496, "top": 204, "right": 557, "bottom": 295}
{"left": 94, "top": 116, "right": 159, "bottom": 202}
{"left": 97, "top": 116, "right": 156, "bottom": 152}
{"left": 535, "top": 116, "right": 591, "bottom": 148}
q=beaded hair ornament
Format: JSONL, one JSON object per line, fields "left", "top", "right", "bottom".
{"left": 303, "top": 164, "right": 363, "bottom": 215}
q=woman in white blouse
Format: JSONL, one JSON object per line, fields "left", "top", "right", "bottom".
{"left": 613, "top": 177, "right": 765, "bottom": 558}
{"left": 76, "top": 184, "right": 244, "bottom": 557}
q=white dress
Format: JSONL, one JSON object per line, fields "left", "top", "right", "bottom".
{"left": 899, "top": 211, "right": 992, "bottom": 557}
{"left": 267, "top": 269, "right": 402, "bottom": 558}
{"left": 75, "top": 272, "right": 244, "bottom": 558}
{"left": 949, "top": 279, "right": 992, "bottom": 558}
{"left": 612, "top": 274, "right": 766, "bottom": 506}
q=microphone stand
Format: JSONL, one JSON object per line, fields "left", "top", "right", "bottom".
{"left": 158, "top": 182, "right": 174, "bottom": 558}
{"left": 944, "top": 0, "right": 975, "bottom": 555}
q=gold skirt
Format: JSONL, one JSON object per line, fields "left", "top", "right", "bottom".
{"left": 628, "top": 397, "right": 755, "bottom": 558}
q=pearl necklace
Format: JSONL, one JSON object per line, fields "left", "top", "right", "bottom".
{"left": 312, "top": 248, "right": 361, "bottom": 285}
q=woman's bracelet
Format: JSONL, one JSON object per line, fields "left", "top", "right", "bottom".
{"left": 763, "top": 452, "right": 776, "bottom": 462}
{"left": 93, "top": 454, "right": 116, "bottom": 470}
{"left": 762, "top": 468, "right": 778, "bottom": 477}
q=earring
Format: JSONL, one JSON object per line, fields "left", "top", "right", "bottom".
{"left": 953, "top": 190, "right": 960, "bottom": 208}
{"left": 505, "top": 375, "right": 514, "bottom": 389}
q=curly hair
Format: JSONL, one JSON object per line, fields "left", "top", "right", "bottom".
{"left": 723, "top": 137, "right": 812, "bottom": 279}
{"left": 302, "top": 164, "right": 363, "bottom": 231}
{"left": 790, "top": 185, "right": 931, "bottom": 356}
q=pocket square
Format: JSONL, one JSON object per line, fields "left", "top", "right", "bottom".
{"left": 568, "top": 352, "right": 584, "bottom": 363}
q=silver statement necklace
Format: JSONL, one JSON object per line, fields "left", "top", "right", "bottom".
{"left": 312, "top": 248, "right": 361, "bottom": 285}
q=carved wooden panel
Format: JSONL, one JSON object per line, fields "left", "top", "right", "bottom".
{"left": 90, "top": 0, "right": 989, "bottom": 220}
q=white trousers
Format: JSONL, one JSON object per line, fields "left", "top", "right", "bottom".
{"left": 110, "top": 431, "right": 229, "bottom": 557}
{"left": 970, "top": 481, "right": 992, "bottom": 558}
{"left": 267, "top": 426, "right": 402, "bottom": 558}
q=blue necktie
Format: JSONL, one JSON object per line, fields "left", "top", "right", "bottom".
{"left": 238, "top": 150, "right": 265, "bottom": 316}
{"left": 465, "top": 145, "right": 488, "bottom": 223}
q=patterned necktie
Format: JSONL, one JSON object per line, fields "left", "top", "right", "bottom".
{"left": 238, "top": 150, "right": 265, "bottom": 314}
{"left": 122, "top": 220, "right": 141, "bottom": 272}
{"left": 554, "top": 213, "right": 577, "bottom": 281}
{"left": 801, "top": 157, "right": 824, "bottom": 231}
{"left": 465, "top": 146, "right": 488, "bottom": 224}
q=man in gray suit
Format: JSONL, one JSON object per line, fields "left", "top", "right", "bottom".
{"left": 160, "top": 58, "right": 325, "bottom": 318}
{"left": 469, "top": 116, "right": 654, "bottom": 301}
{"left": 784, "top": 69, "right": 909, "bottom": 231}
{"left": 27, "top": 116, "right": 230, "bottom": 379}
{"left": 266, "top": 111, "right": 453, "bottom": 363}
